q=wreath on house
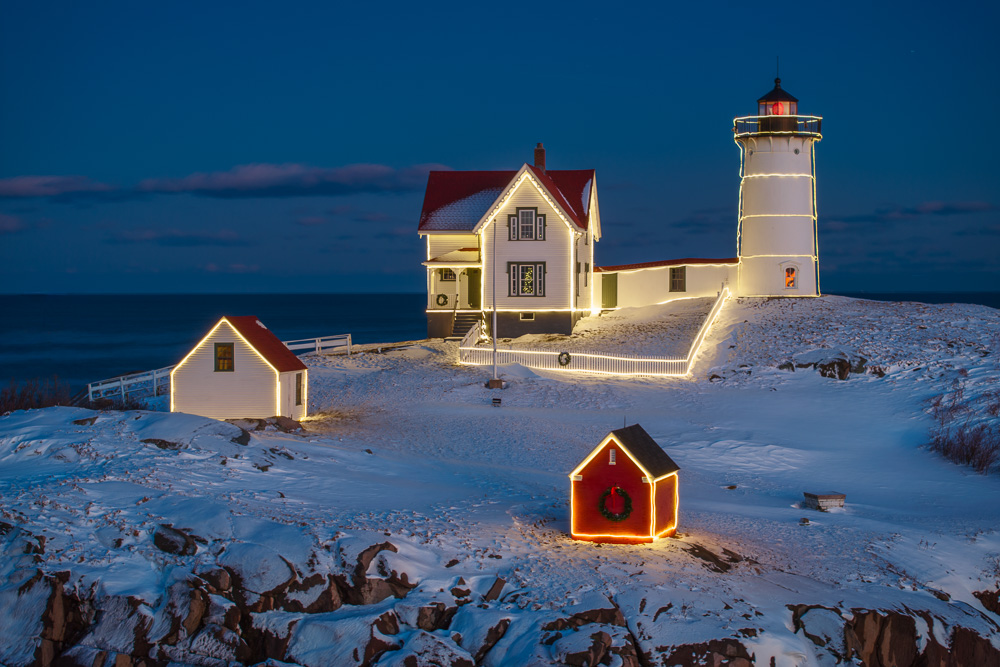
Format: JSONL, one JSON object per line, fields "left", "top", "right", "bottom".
{"left": 599, "top": 486, "right": 632, "bottom": 521}
{"left": 557, "top": 351, "right": 572, "bottom": 367}
{"left": 436, "top": 294, "right": 448, "bottom": 306}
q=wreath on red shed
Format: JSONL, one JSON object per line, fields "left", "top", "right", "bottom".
{"left": 599, "top": 486, "right": 633, "bottom": 521}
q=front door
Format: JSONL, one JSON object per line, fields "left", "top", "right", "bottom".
{"left": 602, "top": 273, "right": 618, "bottom": 308}
{"left": 467, "top": 269, "right": 482, "bottom": 309}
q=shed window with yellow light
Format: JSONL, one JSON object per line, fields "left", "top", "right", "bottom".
{"left": 214, "top": 343, "right": 234, "bottom": 372}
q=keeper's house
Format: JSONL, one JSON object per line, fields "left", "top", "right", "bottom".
{"left": 569, "top": 424, "right": 680, "bottom": 543}
{"left": 171, "top": 316, "right": 308, "bottom": 421}
{"left": 417, "top": 143, "right": 601, "bottom": 339}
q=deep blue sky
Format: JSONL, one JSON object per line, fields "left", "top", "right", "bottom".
{"left": 2, "top": 1, "right": 997, "bottom": 294}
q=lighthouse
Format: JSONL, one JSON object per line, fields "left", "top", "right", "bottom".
{"left": 734, "top": 78, "right": 822, "bottom": 296}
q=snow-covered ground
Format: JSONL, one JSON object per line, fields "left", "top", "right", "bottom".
{"left": 2, "top": 295, "right": 999, "bottom": 666}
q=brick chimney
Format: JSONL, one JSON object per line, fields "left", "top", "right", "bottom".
{"left": 534, "top": 142, "right": 546, "bottom": 172}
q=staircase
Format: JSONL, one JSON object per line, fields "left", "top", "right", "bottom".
{"left": 448, "top": 312, "right": 481, "bottom": 340}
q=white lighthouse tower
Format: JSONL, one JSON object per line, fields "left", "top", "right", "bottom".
{"left": 734, "top": 78, "right": 822, "bottom": 296}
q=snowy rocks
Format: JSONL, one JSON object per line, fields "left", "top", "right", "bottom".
{"left": 152, "top": 524, "right": 198, "bottom": 556}
{"left": 792, "top": 348, "right": 868, "bottom": 380}
{"left": 974, "top": 588, "right": 1000, "bottom": 615}
{"left": 661, "top": 638, "right": 752, "bottom": 667}
{"left": 337, "top": 541, "right": 417, "bottom": 606}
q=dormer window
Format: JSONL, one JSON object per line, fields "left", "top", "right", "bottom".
{"left": 508, "top": 208, "right": 546, "bottom": 241}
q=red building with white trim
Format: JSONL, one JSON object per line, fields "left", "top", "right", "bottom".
{"left": 569, "top": 424, "right": 679, "bottom": 543}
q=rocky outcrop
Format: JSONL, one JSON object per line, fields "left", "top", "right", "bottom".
{"left": 788, "top": 605, "right": 1000, "bottom": 667}
{"left": 791, "top": 348, "right": 868, "bottom": 380}
{"left": 6, "top": 530, "right": 1000, "bottom": 667}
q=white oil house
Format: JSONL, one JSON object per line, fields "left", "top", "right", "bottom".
{"left": 171, "top": 316, "right": 308, "bottom": 421}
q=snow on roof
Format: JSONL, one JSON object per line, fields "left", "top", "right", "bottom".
{"left": 418, "top": 167, "right": 596, "bottom": 233}
{"left": 609, "top": 424, "right": 680, "bottom": 478}
{"left": 224, "top": 316, "right": 307, "bottom": 373}
{"left": 596, "top": 257, "right": 739, "bottom": 272}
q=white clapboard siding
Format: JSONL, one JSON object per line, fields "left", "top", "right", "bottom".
{"left": 482, "top": 179, "right": 576, "bottom": 310}
{"left": 172, "top": 321, "right": 278, "bottom": 419}
{"left": 427, "top": 234, "right": 479, "bottom": 259}
{"left": 278, "top": 371, "right": 307, "bottom": 421}
{"left": 614, "top": 264, "right": 736, "bottom": 308}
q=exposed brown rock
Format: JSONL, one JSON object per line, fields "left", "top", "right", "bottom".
{"left": 152, "top": 525, "right": 196, "bottom": 556}
{"left": 845, "top": 609, "right": 919, "bottom": 667}
{"left": 559, "top": 630, "right": 612, "bottom": 666}
{"left": 482, "top": 576, "right": 506, "bottom": 602}
{"left": 661, "top": 638, "right": 752, "bottom": 667}
{"left": 974, "top": 588, "right": 1000, "bottom": 616}
{"left": 473, "top": 618, "right": 510, "bottom": 664}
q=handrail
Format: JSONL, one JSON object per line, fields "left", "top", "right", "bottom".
{"left": 733, "top": 115, "right": 822, "bottom": 138}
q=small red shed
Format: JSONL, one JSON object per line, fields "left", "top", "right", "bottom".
{"left": 569, "top": 424, "right": 680, "bottom": 543}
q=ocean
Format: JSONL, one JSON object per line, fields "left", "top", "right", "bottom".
{"left": 1, "top": 292, "right": 996, "bottom": 394}
{"left": 0, "top": 293, "right": 427, "bottom": 394}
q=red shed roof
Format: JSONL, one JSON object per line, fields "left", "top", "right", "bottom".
{"left": 224, "top": 316, "right": 307, "bottom": 373}
{"left": 596, "top": 257, "right": 738, "bottom": 272}
{"left": 418, "top": 165, "right": 595, "bottom": 233}
{"left": 609, "top": 425, "right": 679, "bottom": 478}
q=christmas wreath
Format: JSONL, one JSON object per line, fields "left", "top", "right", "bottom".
{"left": 599, "top": 486, "right": 632, "bottom": 521}
{"left": 436, "top": 294, "right": 449, "bottom": 306}
{"left": 557, "top": 351, "right": 572, "bottom": 366}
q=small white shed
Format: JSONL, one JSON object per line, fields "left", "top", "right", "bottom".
{"left": 170, "top": 316, "right": 308, "bottom": 421}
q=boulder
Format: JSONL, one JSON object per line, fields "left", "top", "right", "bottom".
{"left": 152, "top": 525, "right": 197, "bottom": 556}
{"left": 660, "top": 638, "right": 752, "bottom": 667}
{"left": 375, "top": 630, "right": 473, "bottom": 667}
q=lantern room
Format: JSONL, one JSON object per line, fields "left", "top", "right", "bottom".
{"left": 757, "top": 77, "right": 798, "bottom": 116}
{"left": 757, "top": 78, "right": 800, "bottom": 133}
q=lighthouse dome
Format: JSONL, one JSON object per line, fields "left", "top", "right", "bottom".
{"left": 758, "top": 78, "right": 798, "bottom": 116}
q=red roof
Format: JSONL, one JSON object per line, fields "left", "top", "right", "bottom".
{"left": 596, "top": 257, "right": 739, "bottom": 272}
{"left": 418, "top": 166, "right": 595, "bottom": 233}
{"left": 224, "top": 316, "right": 307, "bottom": 373}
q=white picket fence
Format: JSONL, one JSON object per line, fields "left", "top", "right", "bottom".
{"left": 86, "top": 366, "right": 174, "bottom": 404}
{"left": 86, "top": 332, "right": 352, "bottom": 404}
{"left": 283, "top": 334, "right": 352, "bottom": 356}
{"left": 459, "top": 287, "right": 730, "bottom": 378}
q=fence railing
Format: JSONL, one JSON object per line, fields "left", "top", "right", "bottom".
{"left": 459, "top": 287, "right": 730, "bottom": 378}
{"left": 283, "top": 334, "right": 352, "bottom": 356}
{"left": 733, "top": 115, "right": 822, "bottom": 138}
{"left": 86, "top": 332, "right": 352, "bottom": 405}
{"left": 87, "top": 366, "right": 174, "bottom": 404}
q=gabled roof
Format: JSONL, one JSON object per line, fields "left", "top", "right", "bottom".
{"left": 596, "top": 257, "right": 739, "bottom": 273}
{"left": 609, "top": 425, "right": 680, "bottom": 478}
{"left": 223, "top": 316, "right": 307, "bottom": 373}
{"left": 570, "top": 424, "right": 680, "bottom": 480}
{"left": 418, "top": 166, "right": 596, "bottom": 234}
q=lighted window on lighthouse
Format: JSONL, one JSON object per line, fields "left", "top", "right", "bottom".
{"left": 785, "top": 268, "right": 797, "bottom": 289}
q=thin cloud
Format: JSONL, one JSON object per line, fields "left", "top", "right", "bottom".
{"left": 0, "top": 175, "right": 114, "bottom": 199}
{"left": 826, "top": 200, "right": 995, "bottom": 230}
{"left": 107, "top": 228, "right": 250, "bottom": 247}
{"left": 138, "top": 162, "right": 449, "bottom": 199}
{"left": 0, "top": 213, "right": 27, "bottom": 234}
